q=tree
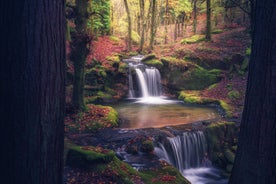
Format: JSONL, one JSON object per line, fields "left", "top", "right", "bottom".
{"left": 123, "top": 0, "right": 132, "bottom": 51}
{"left": 71, "top": 0, "right": 90, "bottom": 110}
{"left": 206, "top": 0, "right": 211, "bottom": 41}
{"left": 139, "top": 0, "right": 146, "bottom": 52}
{"left": 149, "top": 0, "right": 157, "bottom": 50}
{"left": 192, "top": 0, "right": 198, "bottom": 34}
{"left": 0, "top": 0, "right": 65, "bottom": 183}
{"left": 229, "top": 0, "right": 276, "bottom": 183}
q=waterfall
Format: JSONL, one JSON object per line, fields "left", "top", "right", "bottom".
{"left": 155, "top": 131, "right": 227, "bottom": 184}
{"left": 155, "top": 131, "right": 207, "bottom": 172}
{"left": 126, "top": 56, "right": 162, "bottom": 98}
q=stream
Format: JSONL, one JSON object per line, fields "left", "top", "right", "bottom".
{"left": 112, "top": 56, "right": 228, "bottom": 183}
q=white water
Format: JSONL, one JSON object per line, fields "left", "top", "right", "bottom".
{"left": 126, "top": 56, "right": 172, "bottom": 104}
{"left": 155, "top": 131, "right": 227, "bottom": 184}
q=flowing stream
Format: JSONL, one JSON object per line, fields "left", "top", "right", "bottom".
{"left": 116, "top": 56, "right": 226, "bottom": 183}
{"left": 155, "top": 132, "right": 228, "bottom": 184}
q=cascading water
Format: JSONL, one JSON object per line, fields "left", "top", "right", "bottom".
{"left": 155, "top": 131, "right": 227, "bottom": 184}
{"left": 125, "top": 56, "right": 162, "bottom": 99}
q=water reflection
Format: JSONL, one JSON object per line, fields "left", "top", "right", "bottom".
{"left": 112, "top": 101, "right": 219, "bottom": 129}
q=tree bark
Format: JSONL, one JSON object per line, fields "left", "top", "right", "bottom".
{"left": 149, "top": 0, "right": 157, "bottom": 50}
{"left": 123, "top": 0, "right": 132, "bottom": 51}
{"left": 229, "top": 0, "right": 276, "bottom": 183}
{"left": 193, "top": 0, "right": 197, "bottom": 34}
{"left": 206, "top": 0, "right": 211, "bottom": 41}
{"left": 139, "top": 0, "right": 145, "bottom": 52}
{"left": 0, "top": 0, "right": 65, "bottom": 183}
{"left": 71, "top": 0, "right": 90, "bottom": 110}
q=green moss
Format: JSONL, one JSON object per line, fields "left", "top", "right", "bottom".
{"left": 140, "top": 165, "right": 190, "bottom": 184}
{"left": 219, "top": 100, "right": 233, "bottom": 118}
{"left": 207, "top": 83, "right": 218, "bottom": 90}
{"left": 141, "top": 54, "right": 156, "bottom": 62}
{"left": 224, "top": 149, "right": 235, "bottom": 164}
{"left": 182, "top": 67, "right": 220, "bottom": 90}
{"left": 181, "top": 34, "right": 205, "bottom": 44}
{"left": 118, "top": 62, "right": 128, "bottom": 73}
{"left": 66, "top": 145, "right": 115, "bottom": 169}
{"left": 97, "top": 91, "right": 112, "bottom": 100}
{"left": 246, "top": 47, "right": 251, "bottom": 56}
{"left": 227, "top": 90, "right": 240, "bottom": 100}
{"left": 241, "top": 58, "right": 249, "bottom": 71}
{"left": 141, "top": 140, "right": 154, "bottom": 153}
{"left": 144, "top": 59, "right": 163, "bottom": 69}
{"left": 109, "top": 35, "right": 120, "bottom": 42}
{"left": 131, "top": 30, "right": 141, "bottom": 44}
{"left": 104, "top": 106, "right": 119, "bottom": 126}
{"left": 212, "top": 29, "right": 223, "bottom": 34}
{"left": 178, "top": 91, "right": 216, "bottom": 104}
{"left": 106, "top": 55, "right": 120, "bottom": 63}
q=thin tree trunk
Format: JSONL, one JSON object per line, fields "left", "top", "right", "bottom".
{"left": 123, "top": 0, "right": 132, "bottom": 51}
{"left": 149, "top": 0, "right": 156, "bottom": 50}
{"left": 0, "top": 0, "right": 65, "bottom": 183}
{"left": 206, "top": 0, "right": 211, "bottom": 41}
{"left": 193, "top": 0, "right": 197, "bottom": 34}
{"left": 229, "top": 0, "right": 276, "bottom": 183}
{"left": 139, "top": 0, "right": 145, "bottom": 52}
{"left": 164, "top": 0, "right": 169, "bottom": 44}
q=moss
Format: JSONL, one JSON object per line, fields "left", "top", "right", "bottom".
{"left": 241, "top": 57, "right": 249, "bottom": 71}
{"left": 207, "top": 83, "right": 218, "bottom": 90}
{"left": 181, "top": 34, "right": 205, "bottom": 44}
{"left": 141, "top": 54, "right": 156, "bottom": 61}
{"left": 66, "top": 145, "right": 116, "bottom": 169}
{"left": 178, "top": 91, "right": 216, "bottom": 104}
{"left": 140, "top": 164, "right": 190, "bottom": 184}
{"left": 118, "top": 62, "right": 128, "bottom": 73}
{"left": 131, "top": 30, "right": 141, "bottom": 44}
{"left": 141, "top": 140, "right": 154, "bottom": 153}
{"left": 104, "top": 106, "right": 119, "bottom": 126}
{"left": 224, "top": 149, "right": 235, "bottom": 164}
{"left": 109, "top": 35, "right": 120, "bottom": 42}
{"left": 212, "top": 29, "right": 223, "bottom": 34}
{"left": 219, "top": 100, "right": 233, "bottom": 118}
{"left": 227, "top": 90, "right": 240, "bottom": 100}
{"left": 144, "top": 59, "right": 163, "bottom": 69}
{"left": 245, "top": 47, "right": 251, "bottom": 56}
{"left": 180, "top": 66, "right": 221, "bottom": 90}
{"left": 106, "top": 55, "right": 120, "bottom": 64}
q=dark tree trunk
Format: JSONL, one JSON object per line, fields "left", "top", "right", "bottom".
{"left": 206, "top": 0, "right": 211, "bottom": 41}
{"left": 193, "top": 0, "right": 197, "bottom": 34}
{"left": 124, "top": 0, "right": 132, "bottom": 51}
{"left": 230, "top": 1, "right": 276, "bottom": 183}
{"left": 71, "top": 0, "right": 90, "bottom": 110}
{"left": 0, "top": 0, "right": 65, "bottom": 184}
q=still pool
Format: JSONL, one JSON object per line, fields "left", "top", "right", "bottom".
{"left": 112, "top": 98, "right": 220, "bottom": 129}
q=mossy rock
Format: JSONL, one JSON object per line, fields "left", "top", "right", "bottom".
{"left": 141, "top": 54, "right": 156, "bottom": 62}
{"left": 141, "top": 140, "right": 154, "bottom": 153}
{"left": 227, "top": 90, "right": 240, "bottom": 100}
{"left": 140, "top": 164, "right": 190, "bottom": 184}
{"left": 178, "top": 91, "right": 216, "bottom": 105}
{"left": 181, "top": 34, "right": 205, "bottom": 44}
{"left": 118, "top": 62, "right": 128, "bottom": 73}
{"left": 66, "top": 146, "right": 115, "bottom": 169}
{"left": 143, "top": 59, "right": 163, "bottom": 69}
{"left": 219, "top": 100, "right": 234, "bottom": 118}
{"left": 224, "top": 149, "right": 235, "bottom": 164}
{"left": 182, "top": 67, "right": 221, "bottom": 89}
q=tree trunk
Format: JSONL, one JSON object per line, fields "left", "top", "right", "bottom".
{"left": 139, "top": 0, "right": 145, "bottom": 52}
{"left": 229, "top": 0, "right": 276, "bottom": 183}
{"left": 193, "top": 0, "right": 197, "bottom": 34}
{"left": 149, "top": 0, "right": 157, "bottom": 50}
{"left": 71, "top": 0, "right": 90, "bottom": 110}
{"left": 206, "top": 0, "right": 211, "bottom": 41}
{"left": 164, "top": 0, "right": 169, "bottom": 44}
{"left": 0, "top": 0, "right": 65, "bottom": 183}
{"left": 123, "top": 0, "right": 132, "bottom": 51}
